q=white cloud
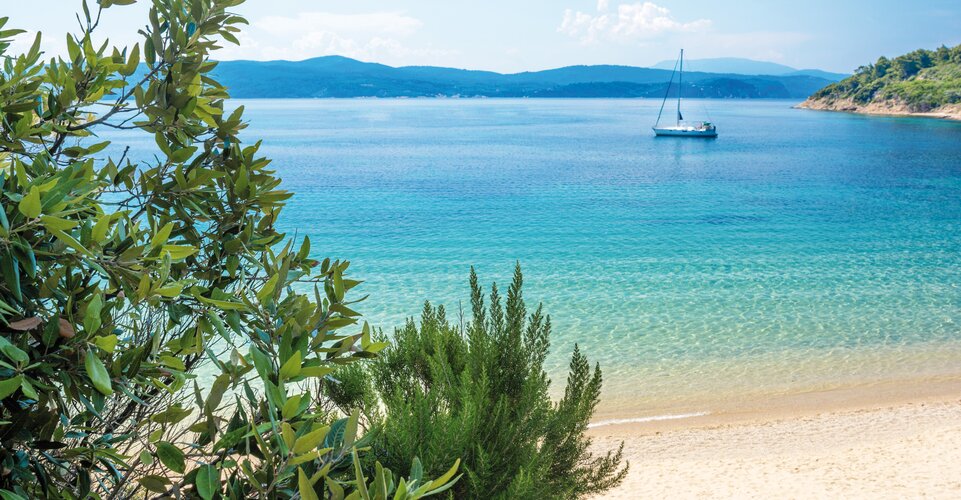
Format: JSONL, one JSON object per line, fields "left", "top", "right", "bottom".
{"left": 559, "top": 2, "right": 710, "bottom": 44}
{"left": 7, "top": 30, "right": 67, "bottom": 60}
{"left": 215, "top": 11, "right": 457, "bottom": 64}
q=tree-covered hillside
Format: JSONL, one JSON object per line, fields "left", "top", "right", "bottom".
{"left": 203, "top": 56, "right": 837, "bottom": 99}
{"left": 807, "top": 44, "right": 961, "bottom": 112}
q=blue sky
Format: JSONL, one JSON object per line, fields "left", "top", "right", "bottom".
{"left": 6, "top": 1, "right": 961, "bottom": 73}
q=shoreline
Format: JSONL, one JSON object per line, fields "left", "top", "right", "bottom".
{"left": 590, "top": 380, "right": 961, "bottom": 498}
{"left": 796, "top": 98, "right": 961, "bottom": 121}
{"left": 588, "top": 373, "right": 961, "bottom": 433}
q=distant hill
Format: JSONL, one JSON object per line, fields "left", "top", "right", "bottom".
{"left": 205, "top": 56, "right": 839, "bottom": 99}
{"left": 800, "top": 44, "right": 961, "bottom": 120}
{"left": 651, "top": 57, "right": 849, "bottom": 80}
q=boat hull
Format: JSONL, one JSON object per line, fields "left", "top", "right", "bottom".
{"left": 653, "top": 127, "right": 718, "bottom": 138}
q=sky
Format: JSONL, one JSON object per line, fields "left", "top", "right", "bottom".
{"left": 5, "top": 1, "right": 961, "bottom": 73}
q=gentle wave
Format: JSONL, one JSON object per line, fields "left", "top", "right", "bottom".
{"left": 588, "top": 412, "right": 709, "bottom": 429}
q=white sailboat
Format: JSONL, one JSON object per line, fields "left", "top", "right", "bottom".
{"left": 653, "top": 49, "right": 717, "bottom": 138}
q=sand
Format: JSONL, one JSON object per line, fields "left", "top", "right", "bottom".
{"left": 590, "top": 383, "right": 961, "bottom": 498}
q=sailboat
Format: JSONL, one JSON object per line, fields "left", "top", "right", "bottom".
{"left": 653, "top": 49, "right": 717, "bottom": 138}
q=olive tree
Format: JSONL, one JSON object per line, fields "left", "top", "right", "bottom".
{"left": 0, "top": 1, "right": 457, "bottom": 498}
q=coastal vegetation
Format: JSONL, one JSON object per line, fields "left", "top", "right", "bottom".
{"left": 329, "top": 266, "right": 628, "bottom": 499}
{"left": 804, "top": 44, "right": 961, "bottom": 114}
{"left": 0, "top": 1, "right": 624, "bottom": 498}
{"left": 0, "top": 1, "right": 460, "bottom": 497}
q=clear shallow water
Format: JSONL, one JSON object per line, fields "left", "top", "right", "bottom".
{"left": 110, "top": 99, "right": 961, "bottom": 416}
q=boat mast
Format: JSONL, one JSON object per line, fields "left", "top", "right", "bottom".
{"left": 677, "top": 49, "right": 683, "bottom": 126}
{"left": 654, "top": 50, "right": 681, "bottom": 129}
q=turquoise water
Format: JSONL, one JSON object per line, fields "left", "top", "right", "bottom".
{"left": 113, "top": 99, "right": 961, "bottom": 416}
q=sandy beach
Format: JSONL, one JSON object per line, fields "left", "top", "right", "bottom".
{"left": 591, "top": 379, "right": 961, "bottom": 498}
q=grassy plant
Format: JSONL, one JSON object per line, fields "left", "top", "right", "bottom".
{"left": 333, "top": 265, "right": 628, "bottom": 499}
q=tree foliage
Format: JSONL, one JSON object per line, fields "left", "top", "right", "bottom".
{"left": 0, "top": 1, "right": 457, "bottom": 498}
{"left": 811, "top": 43, "right": 961, "bottom": 111}
{"left": 332, "top": 265, "right": 628, "bottom": 499}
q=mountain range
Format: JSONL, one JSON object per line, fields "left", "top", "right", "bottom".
{"left": 206, "top": 56, "right": 849, "bottom": 99}
{"left": 651, "top": 57, "right": 850, "bottom": 81}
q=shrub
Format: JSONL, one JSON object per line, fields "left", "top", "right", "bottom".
{"left": 810, "top": 43, "right": 961, "bottom": 108}
{"left": 333, "top": 265, "right": 628, "bottom": 499}
{"left": 0, "top": 1, "right": 457, "bottom": 498}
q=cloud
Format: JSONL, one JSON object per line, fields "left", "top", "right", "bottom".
{"left": 215, "top": 11, "right": 457, "bottom": 64}
{"left": 7, "top": 30, "right": 66, "bottom": 59}
{"left": 559, "top": 2, "right": 710, "bottom": 44}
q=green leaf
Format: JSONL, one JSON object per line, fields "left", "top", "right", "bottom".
{"left": 0, "top": 376, "right": 23, "bottom": 400}
{"left": 248, "top": 345, "right": 272, "bottom": 381}
{"left": 0, "top": 490, "right": 28, "bottom": 500}
{"left": 326, "top": 477, "right": 345, "bottom": 500}
{"left": 300, "top": 366, "right": 335, "bottom": 379}
{"left": 18, "top": 379, "right": 37, "bottom": 400}
{"left": 0, "top": 254, "right": 20, "bottom": 302}
{"left": 197, "top": 295, "right": 247, "bottom": 311}
{"left": 155, "top": 442, "right": 185, "bottom": 474}
{"left": 150, "top": 405, "right": 193, "bottom": 424}
{"left": 281, "top": 394, "right": 303, "bottom": 420}
{"left": 409, "top": 457, "right": 423, "bottom": 483}
{"left": 151, "top": 222, "right": 174, "bottom": 249}
{"left": 91, "top": 214, "right": 111, "bottom": 243}
{"left": 50, "top": 228, "right": 93, "bottom": 256}
{"left": 155, "top": 282, "right": 184, "bottom": 298}
{"left": 343, "top": 409, "right": 359, "bottom": 449}
{"left": 351, "top": 448, "right": 369, "bottom": 499}
{"left": 0, "top": 337, "right": 28, "bottom": 365}
{"left": 0, "top": 202, "right": 9, "bottom": 233}
{"left": 394, "top": 478, "right": 409, "bottom": 500}
{"left": 39, "top": 215, "right": 77, "bottom": 231}
{"left": 256, "top": 273, "right": 279, "bottom": 303}
{"left": 426, "top": 459, "right": 461, "bottom": 491}
{"left": 204, "top": 374, "right": 230, "bottom": 415}
{"left": 84, "top": 294, "right": 103, "bottom": 334}
{"left": 84, "top": 350, "right": 113, "bottom": 396}
{"left": 279, "top": 350, "right": 301, "bottom": 380}
{"left": 93, "top": 335, "right": 118, "bottom": 353}
{"left": 332, "top": 269, "right": 344, "bottom": 302}
{"left": 373, "top": 462, "right": 389, "bottom": 499}
{"left": 66, "top": 34, "right": 80, "bottom": 61}
{"left": 121, "top": 43, "right": 140, "bottom": 76}
{"left": 159, "top": 355, "right": 186, "bottom": 372}
{"left": 195, "top": 464, "right": 218, "bottom": 500}
{"left": 292, "top": 425, "right": 330, "bottom": 455}
{"left": 298, "top": 468, "right": 319, "bottom": 500}
{"left": 161, "top": 245, "right": 197, "bottom": 261}
{"left": 137, "top": 475, "right": 170, "bottom": 493}
{"left": 18, "top": 186, "right": 41, "bottom": 218}
{"left": 289, "top": 451, "right": 320, "bottom": 466}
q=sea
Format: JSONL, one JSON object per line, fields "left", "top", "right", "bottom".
{"left": 114, "top": 98, "right": 961, "bottom": 419}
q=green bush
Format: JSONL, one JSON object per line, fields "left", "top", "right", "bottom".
{"left": 333, "top": 265, "right": 628, "bottom": 499}
{"left": 811, "top": 43, "right": 961, "bottom": 110}
{"left": 0, "top": 1, "right": 457, "bottom": 498}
